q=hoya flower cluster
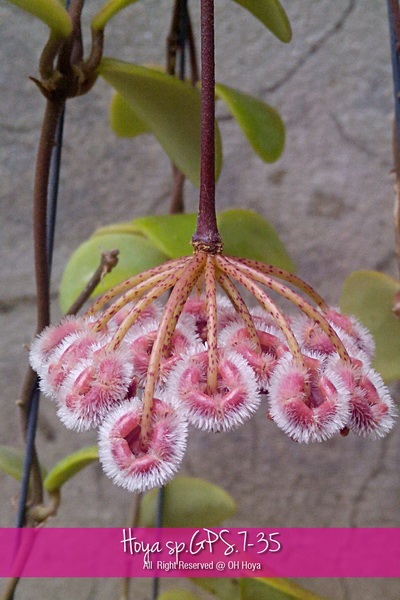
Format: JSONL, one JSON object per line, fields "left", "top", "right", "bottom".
{"left": 30, "top": 252, "right": 397, "bottom": 493}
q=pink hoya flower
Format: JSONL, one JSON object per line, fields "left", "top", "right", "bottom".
{"left": 249, "top": 306, "right": 282, "bottom": 331}
{"left": 182, "top": 294, "right": 235, "bottom": 341}
{"left": 38, "top": 329, "right": 104, "bottom": 400}
{"left": 324, "top": 308, "right": 375, "bottom": 360}
{"left": 107, "top": 301, "right": 163, "bottom": 333}
{"left": 166, "top": 350, "right": 260, "bottom": 432}
{"left": 327, "top": 354, "right": 397, "bottom": 439}
{"left": 219, "top": 321, "right": 288, "bottom": 392}
{"left": 29, "top": 316, "right": 90, "bottom": 375}
{"left": 292, "top": 314, "right": 365, "bottom": 360}
{"left": 123, "top": 319, "right": 203, "bottom": 387}
{"left": 268, "top": 353, "right": 351, "bottom": 443}
{"left": 57, "top": 346, "right": 134, "bottom": 431}
{"left": 98, "top": 397, "right": 188, "bottom": 492}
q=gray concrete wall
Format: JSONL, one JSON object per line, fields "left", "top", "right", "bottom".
{"left": 1, "top": 0, "right": 399, "bottom": 598}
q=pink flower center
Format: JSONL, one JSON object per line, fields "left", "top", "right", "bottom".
{"left": 124, "top": 425, "right": 143, "bottom": 456}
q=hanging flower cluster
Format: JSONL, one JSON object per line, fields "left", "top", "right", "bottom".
{"left": 30, "top": 252, "right": 397, "bottom": 492}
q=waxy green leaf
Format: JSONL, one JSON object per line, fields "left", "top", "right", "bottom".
{"left": 216, "top": 84, "right": 285, "bottom": 163}
{"left": 194, "top": 576, "right": 323, "bottom": 600}
{"left": 60, "top": 209, "right": 294, "bottom": 311}
{"left": 0, "top": 445, "right": 46, "bottom": 482}
{"left": 7, "top": 0, "right": 72, "bottom": 38}
{"left": 193, "top": 578, "right": 241, "bottom": 600}
{"left": 241, "top": 578, "right": 326, "bottom": 600}
{"left": 130, "top": 213, "right": 196, "bottom": 258}
{"left": 340, "top": 270, "right": 400, "bottom": 382}
{"left": 59, "top": 232, "right": 168, "bottom": 313}
{"left": 138, "top": 477, "right": 236, "bottom": 527}
{"left": 158, "top": 592, "right": 202, "bottom": 600}
{"left": 44, "top": 446, "right": 98, "bottom": 493}
{"left": 231, "top": 0, "right": 291, "bottom": 42}
{"left": 129, "top": 209, "right": 294, "bottom": 271}
{"left": 109, "top": 92, "right": 149, "bottom": 137}
{"left": 218, "top": 209, "right": 294, "bottom": 271}
{"left": 92, "top": 0, "right": 140, "bottom": 31}
{"left": 99, "top": 59, "right": 223, "bottom": 187}
{"left": 0, "top": 445, "right": 27, "bottom": 482}
{"left": 92, "top": 221, "right": 138, "bottom": 237}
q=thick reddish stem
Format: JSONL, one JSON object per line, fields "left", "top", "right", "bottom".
{"left": 192, "top": 0, "right": 221, "bottom": 252}
{"left": 33, "top": 99, "right": 64, "bottom": 333}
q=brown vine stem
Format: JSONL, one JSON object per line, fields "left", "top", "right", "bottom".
{"left": 38, "top": 0, "right": 84, "bottom": 83}
{"left": 66, "top": 249, "right": 120, "bottom": 316}
{"left": 391, "top": 124, "right": 400, "bottom": 318}
{"left": 166, "top": 0, "right": 199, "bottom": 214}
{"left": 170, "top": 165, "right": 185, "bottom": 214}
{"left": 80, "top": 28, "right": 104, "bottom": 93}
{"left": 167, "top": 0, "right": 184, "bottom": 214}
{"left": 39, "top": 32, "right": 64, "bottom": 81}
{"left": 57, "top": 0, "right": 85, "bottom": 77}
{"left": 187, "top": 11, "right": 199, "bottom": 86}
{"left": 389, "top": 0, "right": 400, "bottom": 51}
{"left": 0, "top": 575, "right": 19, "bottom": 600}
{"left": 16, "top": 0, "right": 103, "bottom": 526}
{"left": 388, "top": 0, "right": 400, "bottom": 280}
{"left": 34, "top": 100, "right": 64, "bottom": 334}
{"left": 393, "top": 123, "right": 400, "bottom": 280}
{"left": 167, "top": 0, "right": 185, "bottom": 214}
{"left": 6, "top": 2, "right": 110, "bottom": 597}
{"left": 166, "top": 0, "right": 182, "bottom": 77}
{"left": 17, "top": 97, "right": 65, "bottom": 513}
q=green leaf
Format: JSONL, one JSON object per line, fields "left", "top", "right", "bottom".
{"left": 109, "top": 92, "right": 150, "bottom": 137}
{"left": 241, "top": 578, "right": 326, "bottom": 600}
{"left": 340, "top": 270, "right": 400, "bottom": 382}
{"left": 92, "top": 0, "right": 141, "bottom": 31}
{"left": 64, "top": 209, "right": 294, "bottom": 308}
{"left": 130, "top": 214, "right": 197, "bottom": 258}
{"left": 43, "top": 446, "right": 98, "bottom": 493}
{"left": 219, "top": 209, "right": 294, "bottom": 271}
{"left": 193, "top": 578, "right": 241, "bottom": 600}
{"left": 7, "top": 0, "right": 72, "bottom": 38}
{"left": 129, "top": 209, "right": 294, "bottom": 271}
{"left": 193, "top": 577, "right": 324, "bottom": 600}
{"left": 158, "top": 592, "right": 202, "bottom": 600}
{"left": 0, "top": 445, "right": 47, "bottom": 482}
{"left": 0, "top": 445, "right": 26, "bottom": 482}
{"left": 59, "top": 232, "right": 168, "bottom": 313}
{"left": 138, "top": 476, "right": 236, "bottom": 527}
{"left": 92, "top": 221, "right": 139, "bottom": 237}
{"left": 99, "top": 59, "right": 223, "bottom": 187}
{"left": 231, "top": 0, "right": 291, "bottom": 42}
{"left": 216, "top": 84, "right": 285, "bottom": 163}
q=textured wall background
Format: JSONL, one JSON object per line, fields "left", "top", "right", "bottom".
{"left": 1, "top": 0, "right": 399, "bottom": 598}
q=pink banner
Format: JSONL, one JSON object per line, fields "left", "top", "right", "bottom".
{"left": 0, "top": 528, "right": 399, "bottom": 578}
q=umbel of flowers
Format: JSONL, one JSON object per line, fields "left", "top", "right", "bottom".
{"left": 30, "top": 250, "right": 397, "bottom": 492}
{"left": 29, "top": 0, "right": 396, "bottom": 495}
